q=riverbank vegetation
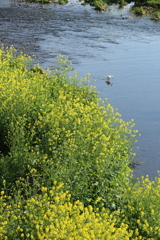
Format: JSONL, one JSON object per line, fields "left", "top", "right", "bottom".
{"left": 27, "top": 0, "right": 69, "bottom": 4}
{"left": 131, "top": 4, "right": 160, "bottom": 20}
{"left": 85, "top": 0, "right": 160, "bottom": 19}
{"left": 24, "top": 0, "right": 160, "bottom": 19}
{"left": 0, "top": 46, "right": 160, "bottom": 239}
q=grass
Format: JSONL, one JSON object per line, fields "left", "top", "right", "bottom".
{"left": 0, "top": 46, "right": 160, "bottom": 239}
{"left": 131, "top": 5, "right": 160, "bottom": 19}
{"left": 131, "top": 6, "right": 147, "bottom": 15}
{"left": 143, "top": 0, "right": 160, "bottom": 8}
{"left": 150, "top": 10, "right": 160, "bottom": 19}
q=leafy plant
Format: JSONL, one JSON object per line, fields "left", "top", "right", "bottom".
{"left": 0, "top": 177, "right": 134, "bottom": 239}
{"left": 142, "top": 0, "right": 160, "bottom": 8}
{"left": 151, "top": 10, "right": 160, "bottom": 19}
{"left": 0, "top": 46, "right": 160, "bottom": 240}
{"left": 131, "top": 6, "right": 147, "bottom": 15}
{"left": 118, "top": 0, "right": 128, "bottom": 7}
{"left": 93, "top": 0, "right": 108, "bottom": 10}
{"left": 0, "top": 46, "right": 138, "bottom": 208}
{"left": 113, "top": 174, "right": 160, "bottom": 239}
{"left": 58, "top": 0, "right": 69, "bottom": 4}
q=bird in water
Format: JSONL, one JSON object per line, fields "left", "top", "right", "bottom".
{"left": 106, "top": 75, "right": 113, "bottom": 86}
{"left": 106, "top": 75, "right": 113, "bottom": 80}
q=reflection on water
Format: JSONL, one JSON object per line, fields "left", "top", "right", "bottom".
{"left": 105, "top": 80, "right": 113, "bottom": 86}
{"left": 1, "top": 1, "right": 160, "bottom": 177}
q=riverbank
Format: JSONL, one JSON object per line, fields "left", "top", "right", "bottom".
{"left": 1, "top": 0, "right": 160, "bottom": 177}
{"left": 15, "top": 0, "right": 160, "bottom": 19}
{"left": 0, "top": 47, "right": 160, "bottom": 239}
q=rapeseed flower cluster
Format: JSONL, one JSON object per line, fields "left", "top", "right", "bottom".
{"left": 0, "top": 181, "right": 133, "bottom": 239}
{"left": 0, "top": 175, "right": 160, "bottom": 239}
{"left": 114, "top": 174, "right": 160, "bottom": 239}
{"left": 0, "top": 46, "right": 138, "bottom": 206}
{"left": 0, "top": 46, "right": 159, "bottom": 240}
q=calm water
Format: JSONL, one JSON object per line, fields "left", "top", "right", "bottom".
{"left": 1, "top": 1, "right": 160, "bottom": 177}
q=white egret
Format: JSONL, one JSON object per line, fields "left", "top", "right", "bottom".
{"left": 106, "top": 75, "right": 113, "bottom": 80}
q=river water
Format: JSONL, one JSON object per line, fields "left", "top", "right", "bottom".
{"left": 1, "top": 0, "right": 160, "bottom": 177}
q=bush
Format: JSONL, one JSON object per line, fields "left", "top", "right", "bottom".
{"left": 0, "top": 172, "right": 160, "bottom": 239}
{"left": 0, "top": 46, "right": 160, "bottom": 240}
{"left": 151, "top": 10, "right": 160, "bottom": 19}
{"left": 114, "top": 174, "right": 160, "bottom": 239}
{"left": 0, "top": 46, "right": 138, "bottom": 208}
{"left": 142, "top": 0, "right": 160, "bottom": 8}
{"left": 131, "top": 6, "right": 147, "bottom": 15}
{"left": 93, "top": 0, "right": 108, "bottom": 10}
{"left": 0, "top": 177, "right": 134, "bottom": 240}
{"left": 58, "top": 0, "right": 69, "bottom": 4}
{"left": 117, "top": 0, "right": 128, "bottom": 7}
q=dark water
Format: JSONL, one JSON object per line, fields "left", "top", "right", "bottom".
{"left": 1, "top": 0, "right": 160, "bottom": 177}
